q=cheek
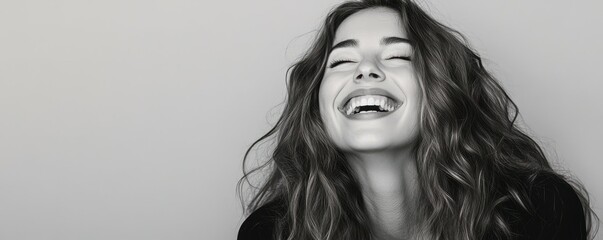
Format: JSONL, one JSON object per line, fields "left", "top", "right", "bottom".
{"left": 390, "top": 69, "right": 423, "bottom": 130}
{"left": 318, "top": 75, "right": 343, "bottom": 114}
{"left": 318, "top": 81, "right": 330, "bottom": 115}
{"left": 318, "top": 76, "right": 345, "bottom": 142}
{"left": 389, "top": 67, "right": 422, "bottom": 101}
{"left": 405, "top": 79, "right": 423, "bottom": 137}
{"left": 318, "top": 79, "right": 335, "bottom": 128}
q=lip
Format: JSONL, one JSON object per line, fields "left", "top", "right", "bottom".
{"left": 337, "top": 87, "right": 403, "bottom": 112}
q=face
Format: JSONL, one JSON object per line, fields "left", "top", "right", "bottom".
{"left": 319, "top": 7, "right": 422, "bottom": 153}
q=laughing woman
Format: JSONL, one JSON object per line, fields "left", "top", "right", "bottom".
{"left": 237, "top": 0, "right": 598, "bottom": 239}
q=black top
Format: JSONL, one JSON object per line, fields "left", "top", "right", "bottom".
{"left": 238, "top": 173, "right": 586, "bottom": 239}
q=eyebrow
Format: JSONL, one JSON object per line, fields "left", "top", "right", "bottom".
{"left": 381, "top": 36, "right": 411, "bottom": 45}
{"left": 330, "top": 36, "right": 411, "bottom": 53}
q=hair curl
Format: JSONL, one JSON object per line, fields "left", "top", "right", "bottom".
{"left": 238, "top": 0, "right": 598, "bottom": 239}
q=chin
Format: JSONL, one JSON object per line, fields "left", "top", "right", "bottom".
{"left": 339, "top": 135, "right": 392, "bottom": 152}
{"left": 337, "top": 132, "right": 419, "bottom": 153}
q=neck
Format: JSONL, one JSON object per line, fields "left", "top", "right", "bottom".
{"left": 346, "top": 148, "right": 419, "bottom": 240}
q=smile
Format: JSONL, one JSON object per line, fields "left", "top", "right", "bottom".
{"left": 338, "top": 88, "right": 402, "bottom": 116}
{"left": 341, "top": 95, "right": 400, "bottom": 115}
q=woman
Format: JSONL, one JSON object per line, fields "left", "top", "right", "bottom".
{"left": 237, "top": 0, "right": 598, "bottom": 239}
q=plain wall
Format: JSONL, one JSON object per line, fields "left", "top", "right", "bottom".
{"left": 1, "top": 0, "right": 601, "bottom": 239}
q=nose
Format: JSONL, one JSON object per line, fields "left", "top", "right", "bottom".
{"left": 354, "top": 59, "right": 385, "bottom": 82}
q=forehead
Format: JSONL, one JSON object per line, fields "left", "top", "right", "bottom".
{"left": 334, "top": 7, "right": 406, "bottom": 44}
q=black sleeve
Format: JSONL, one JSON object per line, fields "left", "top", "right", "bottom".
{"left": 512, "top": 174, "right": 587, "bottom": 240}
{"left": 237, "top": 201, "right": 283, "bottom": 240}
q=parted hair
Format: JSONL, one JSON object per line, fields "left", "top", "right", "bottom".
{"left": 238, "top": 0, "right": 598, "bottom": 239}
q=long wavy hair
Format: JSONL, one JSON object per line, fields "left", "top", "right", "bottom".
{"left": 238, "top": 0, "right": 598, "bottom": 239}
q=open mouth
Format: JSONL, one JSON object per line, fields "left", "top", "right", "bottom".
{"left": 339, "top": 95, "right": 401, "bottom": 116}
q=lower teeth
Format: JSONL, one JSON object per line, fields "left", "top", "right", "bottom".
{"left": 346, "top": 106, "right": 393, "bottom": 115}
{"left": 354, "top": 110, "right": 383, "bottom": 115}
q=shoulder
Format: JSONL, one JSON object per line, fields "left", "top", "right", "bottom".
{"left": 237, "top": 200, "right": 286, "bottom": 240}
{"left": 505, "top": 172, "right": 587, "bottom": 239}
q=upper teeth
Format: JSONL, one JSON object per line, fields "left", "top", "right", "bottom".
{"left": 343, "top": 95, "right": 398, "bottom": 115}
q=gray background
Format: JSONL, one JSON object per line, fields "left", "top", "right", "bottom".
{"left": 1, "top": 0, "right": 601, "bottom": 239}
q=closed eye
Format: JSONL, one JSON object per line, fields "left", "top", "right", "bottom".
{"left": 386, "top": 56, "right": 411, "bottom": 61}
{"left": 328, "top": 59, "right": 356, "bottom": 68}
